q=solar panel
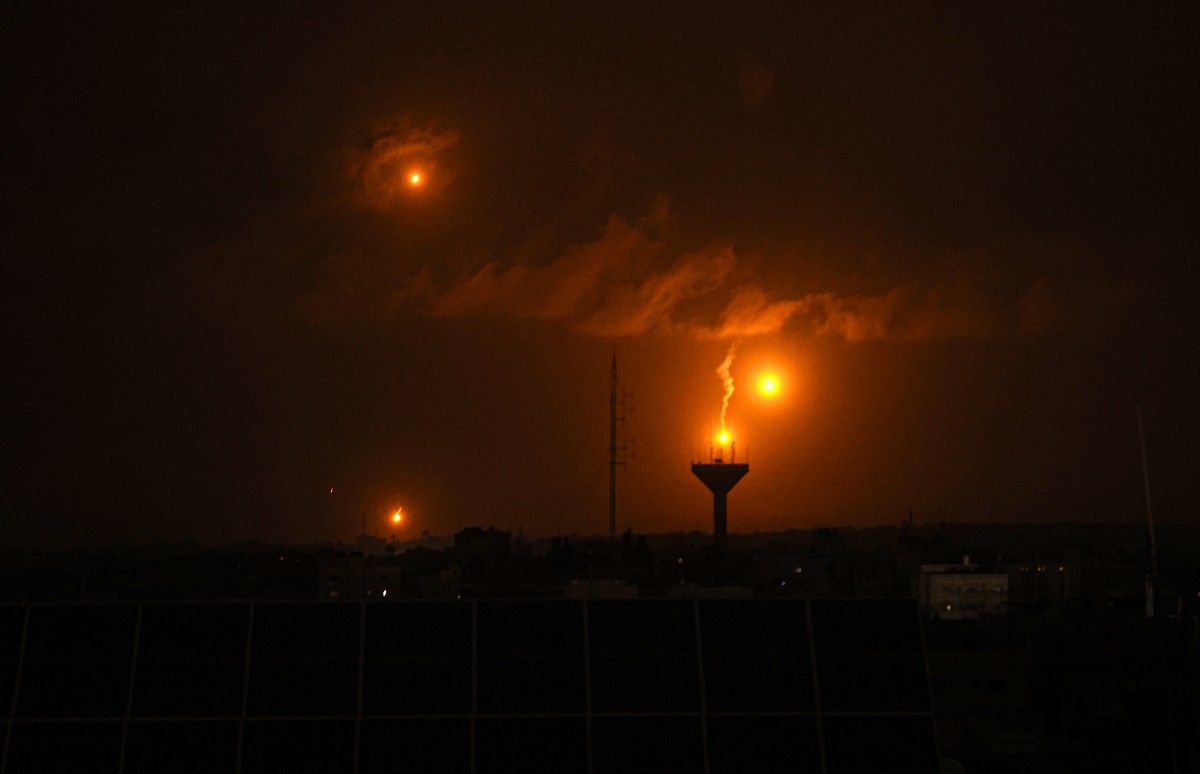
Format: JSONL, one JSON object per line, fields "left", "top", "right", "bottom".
{"left": 589, "top": 600, "right": 701, "bottom": 713}
{"left": 810, "top": 599, "right": 930, "bottom": 713}
{"left": 16, "top": 605, "right": 136, "bottom": 718}
{"left": 240, "top": 719, "right": 355, "bottom": 774}
{"left": 591, "top": 715, "right": 704, "bottom": 774}
{"left": 0, "top": 597, "right": 937, "bottom": 772}
{"left": 5, "top": 720, "right": 123, "bottom": 773}
{"left": 706, "top": 714, "right": 822, "bottom": 774}
{"left": 821, "top": 715, "right": 939, "bottom": 774}
{"left": 699, "top": 599, "right": 815, "bottom": 712}
{"left": 247, "top": 603, "right": 359, "bottom": 716}
{"left": 357, "top": 718, "right": 471, "bottom": 774}
{"left": 476, "top": 600, "right": 585, "bottom": 713}
{"left": 0, "top": 606, "right": 23, "bottom": 721}
{"left": 362, "top": 602, "right": 472, "bottom": 715}
{"left": 133, "top": 603, "right": 247, "bottom": 717}
{"left": 122, "top": 721, "right": 239, "bottom": 773}
{"left": 476, "top": 717, "right": 587, "bottom": 774}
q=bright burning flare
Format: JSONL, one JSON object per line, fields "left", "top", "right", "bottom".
{"left": 409, "top": 172, "right": 422, "bottom": 186}
{"left": 391, "top": 508, "right": 403, "bottom": 524}
{"left": 718, "top": 430, "right": 730, "bottom": 445}
{"left": 759, "top": 374, "right": 779, "bottom": 397}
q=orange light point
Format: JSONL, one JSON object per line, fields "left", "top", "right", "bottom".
{"left": 757, "top": 373, "right": 781, "bottom": 398}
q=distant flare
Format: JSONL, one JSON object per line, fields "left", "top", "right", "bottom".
{"left": 351, "top": 118, "right": 457, "bottom": 208}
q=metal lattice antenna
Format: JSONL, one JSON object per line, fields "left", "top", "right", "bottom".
{"left": 608, "top": 350, "right": 631, "bottom": 538}
{"left": 1137, "top": 405, "right": 1158, "bottom": 619}
{"left": 609, "top": 352, "right": 618, "bottom": 539}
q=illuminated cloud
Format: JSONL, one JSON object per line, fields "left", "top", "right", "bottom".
{"left": 427, "top": 215, "right": 661, "bottom": 322}
{"left": 408, "top": 192, "right": 733, "bottom": 337}
{"left": 416, "top": 212, "right": 1002, "bottom": 343}
{"left": 422, "top": 206, "right": 737, "bottom": 337}
{"left": 350, "top": 117, "right": 460, "bottom": 208}
{"left": 692, "top": 286, "right": 806, "bottom": 339}
{"left": 336, "top": 153, "right": 1007, "bottom": 344}
{"left": 325, "top": 110, "right": 1015, "bottom": 343}
{"left": 686, "top": 274, "right": 1000, "bottom": 343}
{"left": 803, "top": 281, "right": 998, "bottom": 343}
{"left": 573, "top": 245, "right": 736, "bottom": 336}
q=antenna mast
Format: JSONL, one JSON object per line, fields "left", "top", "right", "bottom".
{"left": 1137, "top": 406, "right": 1158, "bottom": 619}
{"left": 609, "top": 353, "right": 618, "bottom": 539}
{"left": 606, "top": 351, "right": 633, "bottom": 538}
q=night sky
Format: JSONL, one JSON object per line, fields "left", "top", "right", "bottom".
{"left": 5, "top": 3, "right": 1198, "bottom": 548}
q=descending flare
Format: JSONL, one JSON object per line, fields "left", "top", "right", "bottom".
{"left": 757, "top": 372, "right": 781, "bottom": 398}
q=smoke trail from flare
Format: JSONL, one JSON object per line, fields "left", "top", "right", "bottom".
{"left": 717, "top": 342, "right": 737, "bottom": 434}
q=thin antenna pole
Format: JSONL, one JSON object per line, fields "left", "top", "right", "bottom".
{"left": 1137, "top": 406, "right": 1158, "bottom": 619}
{"left": 609, "top": 352, "right": 618, "bottom": 540}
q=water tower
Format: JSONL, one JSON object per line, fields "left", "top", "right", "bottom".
{"left": 691, "top": 445, "right": 748, "bottom": 548}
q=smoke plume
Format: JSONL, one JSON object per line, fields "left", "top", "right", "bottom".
{"left": 716, "top": 342, "right": 737, "bottom": 434}
{"left": 350, "top": 117, "right": 460, "bottom": 208}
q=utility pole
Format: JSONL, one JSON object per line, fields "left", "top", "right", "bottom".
{"left": 606, "top": 351, "right": 633, "bottom": 539}
{"left": 609, "top": 353, "right": 618, "bottom": 539}
{"left": 1138, "top": 406, "right": 1158, "bottom": 619}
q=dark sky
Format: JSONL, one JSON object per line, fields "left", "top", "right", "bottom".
{"left": 5, "top": 2, "right": 1198, "bottom": 548}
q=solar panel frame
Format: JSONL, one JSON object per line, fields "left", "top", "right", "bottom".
{"left": 0, "top": 597, "right": 937, "bottom": 773}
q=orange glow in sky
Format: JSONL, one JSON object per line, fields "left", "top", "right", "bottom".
{"left": 408, "top": 171, "right": 422, "bottom": 186}
{"left": 758, "top": 374, "right": 780, "bottom": 397}
{"left": 391, "top": 507, "right": 403, "bottom": 524}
